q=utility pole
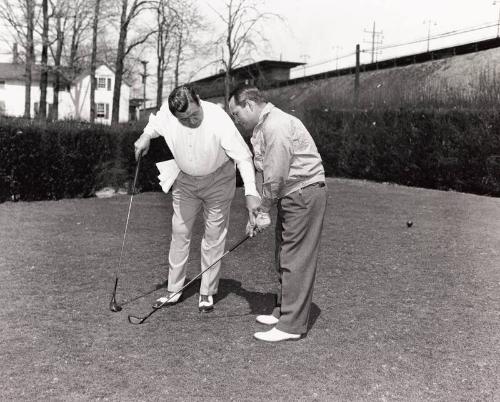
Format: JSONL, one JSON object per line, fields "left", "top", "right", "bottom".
{"left": 494, "top": 1, "right": 500, "bottom": 37}
{"left": 333, "top": 46, "right": 343, "bottom": 69}
{"left": 354, "top": 44, "right": 360, "bottom": 107}
{"left": 363, "top": 21, "right": 383, "bottom": 63}
{"left": 300, "top": 54, "right": 310, "bottom": 77}
{"left": 140, "top": 60, "right": 148, "bottom": 119}
{"left": 423, "top": 19, "right": 437, "bottom": 52}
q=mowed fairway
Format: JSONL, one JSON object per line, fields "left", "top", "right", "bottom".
{"left": 0, "top": 178, "right": 499, "bottom": 401}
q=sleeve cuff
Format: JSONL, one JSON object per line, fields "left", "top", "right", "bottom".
{"left": 244, "top": 182, "right": 261, "bottom": 198}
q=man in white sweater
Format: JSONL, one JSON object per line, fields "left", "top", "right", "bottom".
{"left": 134, "top": 85, "right": 260, "bottom": 312}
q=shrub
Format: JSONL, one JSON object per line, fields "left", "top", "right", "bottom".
{"left": 0, "top": 117, "right": 171, "bottom": 202}
{"left": 305, "top": 108, "right": 500, "bottom": 196}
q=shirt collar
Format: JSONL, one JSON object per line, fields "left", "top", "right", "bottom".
{"left": 256, "top": 102, "right": 274, "bottom": 126}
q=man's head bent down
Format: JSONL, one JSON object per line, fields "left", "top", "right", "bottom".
{"left": 168, "top": 85, "right": 204, "bottom": 128}
{"left": 228, "top": 85, "right": 266, "bottom": 131}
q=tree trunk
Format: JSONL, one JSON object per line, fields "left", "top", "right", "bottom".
{"left": 39, "top": 0, "right": 49, "bottom": 120}
{"left": 90, "top": 0, "right": 101, "bottom": 123}
{"left": 111, "top": 0, "right": 129, "bottom": 124}
{"left": 69, "top": 14, "right": 79, "bottom": 71}
{"left": 156, "top": 59, "right": 163, "bottom": 110}
{"left": 174, "top": 29, "right": 183, "bottom": 88}
{"left": 52, "top": 13, "right": 64, "bottom": 121}
{"left": 23, "top": 1, "right": 35, "bottom": 119}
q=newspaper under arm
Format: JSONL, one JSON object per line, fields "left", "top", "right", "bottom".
{"left": 156, "top": 159, "right": 181, "bottom": 193}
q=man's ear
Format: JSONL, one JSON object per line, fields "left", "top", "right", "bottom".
{"left": 246, "top": 99, "right": 256, "bottom": 111}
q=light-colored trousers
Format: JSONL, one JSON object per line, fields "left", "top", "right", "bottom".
{"left": 167, "top": 160, "right": 235, "bottom": 296}
{"left": 272, "top": 183, "right": 327, "bottom": 334}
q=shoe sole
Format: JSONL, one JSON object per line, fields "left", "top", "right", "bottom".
{"left": 253, "top": 334, "right": 304, "bottom": 342}
{"left": 256, "top": 318, "right": 279, "bottom": 325}
{"left": 199, "top": 305, "right": 214, "bottom": 313}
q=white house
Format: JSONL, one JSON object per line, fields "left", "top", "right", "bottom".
{"left": 0, "top": 63, "right": 130, "bottom": 124}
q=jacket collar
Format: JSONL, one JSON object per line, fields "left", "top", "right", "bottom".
{"left": 256, "top": 102, "right": 274, "bottom": 127}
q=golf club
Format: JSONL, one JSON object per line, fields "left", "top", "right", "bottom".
{"left": 117, "top": 280, "right": 168, "bottom": 307}
{"left": 127, "top": 235, "right": 250, "bottom": 324}
{"left": 109, "top": 153, "right": 142, "bottom": 312}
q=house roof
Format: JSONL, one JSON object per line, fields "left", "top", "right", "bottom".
{"left": 0, "top": 62, "right": 73, "bottom": 85}
{"left": 191, "top": 60, "right": 305, "bottom": 84}
{"left": 0, "top": 62, "right": 132, "bottom": 87}
{"left": 73, "top": 63, "right": 132, "bottom": 87}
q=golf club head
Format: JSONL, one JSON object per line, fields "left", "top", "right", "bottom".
{"left": 128, "top": 315, "right": 144, "bottom": 325}
{"left": 109, "top": 298, "right": 122, "bottom": 312}
{"left": 109, "top": 277, "right": 122, "bottom": 312}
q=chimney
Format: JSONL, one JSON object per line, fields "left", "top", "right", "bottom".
{"left": 12, "top": 43, "right": 19, "bottom": 64}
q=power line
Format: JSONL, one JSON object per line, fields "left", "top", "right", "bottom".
{"left": 292, "top": 20, "right": 499, "bottom": 77}
{"left": 377, "top": 22, "right": 497, "bottom": 52}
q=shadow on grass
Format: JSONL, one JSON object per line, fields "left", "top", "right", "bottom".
{"left": 177, "top": 278, "right": 322, "bottom": 330}
{"left": 118, "top": 277, "right": 321, "bottom": 330}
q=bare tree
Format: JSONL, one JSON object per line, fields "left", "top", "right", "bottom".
{"left": 48, "top": 0, "right": 69, "bottom": 120}
{"left": 90, "top": 0, "right": 102, "bottom": 123}
{"left": 38, "top": 0, "right": 49, "bottom": 119}
{"left": 171, "top": 0, "right": 208, "bottom": 88}
{"left": 111, "top": 0, "right": 156, "bottom": 124}
{"left": 154, "top": 0, "right": 178, "bottom": 109}
{"left": 210, "top": 0, "right": 276, "bottom": 108}
{"left": 0, "top": 0, "right": 38, "bottom": 118}
{"left": 66, "top": 0, "right": 93, "bottom": 73}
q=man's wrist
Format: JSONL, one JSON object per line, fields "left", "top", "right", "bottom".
{"left": 258, "top": 198, "right": 273, "bottom": 213}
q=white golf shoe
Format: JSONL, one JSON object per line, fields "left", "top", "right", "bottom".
{"left": 152, "top": 291, "right": 182, "bottom": 309}
{"left": 198, "top": 294, "right": 214, "bottom": 313}
{"left": 256, "top": 314, "right": 279, "bottom": 325}
{"left": 254, "top": 327, "right": 302, "bottom": 342}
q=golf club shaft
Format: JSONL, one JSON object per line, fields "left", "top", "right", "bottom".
{"left": 128, "top": 235, "right": 250, "bottom": 324}
{"left": 110, "top": 154, "right": 142, "bottom": 310}
{"left": 116, "top": 154, "right": 141, "bottom": 273}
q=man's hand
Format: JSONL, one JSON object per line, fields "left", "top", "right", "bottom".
{"left": 245, "top": 194, "right": 260, "bottom": 231}
{"left": 255, "top": 211, "right": 271, "bottom": 232}
{"left": 134, "top": 136, "right": 151, "bottom": 161}
{"left": 245, "top": 194, "right": 261, "bottom": 214}
{"left": 246, "top": 220, "right": 256, "bottom": 238}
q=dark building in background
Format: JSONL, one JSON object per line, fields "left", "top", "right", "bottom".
{"left": 190, "top": 60, "right": 304, "bottom": 101}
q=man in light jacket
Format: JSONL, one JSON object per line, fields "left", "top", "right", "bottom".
{"left": 229, "top": 85, "right": 327, "bottom": 342}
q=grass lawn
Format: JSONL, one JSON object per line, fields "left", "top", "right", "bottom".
{"left": 0, "top": 177, "right": 499, "bottom": 401}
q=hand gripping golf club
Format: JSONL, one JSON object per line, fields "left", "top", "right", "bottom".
{"left": 127, "top": 235, "right": 250, "bottom": 324}
{"left": 109, "top": 154, "right": 142, "bottom": 312}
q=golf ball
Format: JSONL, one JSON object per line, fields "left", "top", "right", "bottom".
{"left": 406, "top": 220, "right": 413, "bottom": 228}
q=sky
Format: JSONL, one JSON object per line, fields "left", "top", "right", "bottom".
{"left": 196, "top": 0, "right": 500, "bottom": 79}
{"left": 0, "top": 1, "right": 498, "bottom": 83}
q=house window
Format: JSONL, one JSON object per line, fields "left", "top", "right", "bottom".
{"left": 97, "top": 77, "right": 106, "bottom": 89}
{"left": 107, "top": 78, "right": 112, "bottom": 91}
{"left": 96, "top": 103, "right": 109, "bottom": 119}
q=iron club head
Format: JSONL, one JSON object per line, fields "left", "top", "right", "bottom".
{"left": 109, "top": 277, "right": 122, "bottom": 312}
{"left": 128, "top": 314, "right": 145, "bottom": 325}
{"left": 110, "top": 299, "right": 122, "bottom": 312}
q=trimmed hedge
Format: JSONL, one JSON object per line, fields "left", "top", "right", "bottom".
{"left": 0, "top": 118, "right": 171, "bottom": 202}
{"left": 304, "top": 109, "right": 500, "bottom": 196}
{"left": 1, "top": 109, "right": 500, "bottom": 202}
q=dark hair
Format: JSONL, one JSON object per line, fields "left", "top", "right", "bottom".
{"left": 229, "top": 84, "right": 266, "bottom": 106}
{"left": 168, "top": 85, "right": 200, "bottom": 115}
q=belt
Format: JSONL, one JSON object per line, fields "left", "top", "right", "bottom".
{"left": 302, "top": 181, "right": 325, "bottom": 190}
